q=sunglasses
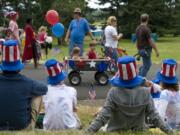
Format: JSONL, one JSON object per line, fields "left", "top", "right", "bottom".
{"left": 74, "top": 12, "right": 81, "bottom": 14}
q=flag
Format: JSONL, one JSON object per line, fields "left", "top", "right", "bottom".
{"left": 88, "top": 83, "right": 96, "bottom": 100}
{"left": 52, "top": 47, "right": 61, "bottom": 55}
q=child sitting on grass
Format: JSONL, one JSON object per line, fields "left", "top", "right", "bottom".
{"left": 86, "top": 56, "right": 173, "bottom": 134}
{"left": 151, "top": 59, "right": 180, "bottom": 130}
{"left": 43, "top": 59, "right": 81, "bottom": 130}
{"left": 87, "top": 42, "right": 97, "bottom": 59}
{"left": 72, "top": 47, "right": 81, "bottom": 60}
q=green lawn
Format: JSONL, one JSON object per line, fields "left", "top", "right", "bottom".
{"left": 0, "top": 105, "right": 179, "bottom": 135}
{"left": 43, "top": 35, "right": 180, "bottom": 64}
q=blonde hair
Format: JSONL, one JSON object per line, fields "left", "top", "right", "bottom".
{"left": 107, "top": 16, "right": 117, "bottom": 25}
{"left": 72, "top": 47, "right": 80, "bottom": 55}
{"left": 38, "top": 26, "right": 47, "bottom": 33}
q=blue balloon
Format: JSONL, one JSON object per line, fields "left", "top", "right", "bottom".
{"left": 52, "top": 23, "right": 64, "bottom": 37}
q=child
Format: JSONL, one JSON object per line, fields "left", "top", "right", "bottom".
{"left": 72, "top": 47, "right": 81, "bottom": 60}
{"left": 86, "top": 56, "right": 172, "bottom": 134}
{"left": 87, "top": 43, "right": 97, "bottom": 59}
{"left": 153, "top": 59, "right": 180, "bottom": 130}
{"left": 43, "top": 59, "right": 81, "bottom": 130}
{"left": 38, "top": 26, "right": 47, "bottom": 44}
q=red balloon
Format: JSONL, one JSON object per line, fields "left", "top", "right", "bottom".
{"left": 46, "top": 10, "right": 59, "bottom": 25}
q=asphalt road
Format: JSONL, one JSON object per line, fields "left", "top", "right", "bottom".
{"left": 20, "top": 63, "right": 180, "bottom": 100}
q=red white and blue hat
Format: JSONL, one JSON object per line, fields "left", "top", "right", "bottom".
{"left": 109, "top": 56, "right": 145, "bottom": 88}
{"left": 45, "top": 59, "right": 67, "bottom": 85}
{"left": 157, "top": 59, "right": 178, "bottom": 84}
{"left": 0, "top": 40, "right": 24, "bottom": 71}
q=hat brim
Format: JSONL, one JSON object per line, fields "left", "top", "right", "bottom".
{"left": 47, "top": 71, "right": 67, "bottom": 85}
{"left": 157, "top": 72, "right": 178, "bottom": 84}
{"left": 109, "top": 76, "right": 145, "bottom": 88}
{"left": 0, "top": 61, "right": 24, "bottom": 71}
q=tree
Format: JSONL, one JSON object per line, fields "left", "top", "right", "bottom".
{"left": 97, "top": 0, "right": 180, "bottom": 37}
{"left": 51, "top": 0, "right": 87, "bottom": 29}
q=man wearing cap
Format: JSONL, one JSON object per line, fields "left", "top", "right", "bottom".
{"left": 65, "top": 8, "right": 95, "bottom": 56}
{"left": 86, "top": 56, "right": 174, "bottom": 135}
{"left": 136, "top": 13, "right": 159, "bottom": 77}
{"left": 0, "top": 40, "right": 47, "bottom": 130}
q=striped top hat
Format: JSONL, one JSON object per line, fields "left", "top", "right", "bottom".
{"left": 157, "top": 59, "right": 178, "bottom": 84}
{"left": 45, "top": 59, "right": 67, "bottom": 85}
{"left": 0, "top": 40, "right": 24, "bottom": 71}
{"left": 110, "top": 56, "right": 145, "bottom": 88}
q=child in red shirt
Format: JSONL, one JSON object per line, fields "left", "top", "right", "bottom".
{"left": 87, "top": 43, "right": 97, "bottom": 59}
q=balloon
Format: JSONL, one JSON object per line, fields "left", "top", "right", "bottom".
{"left": 52, "top": 23, "right": 64, "bottom": 38}
{"left": 46, "top": 10, "right": 59, "bottom": 25}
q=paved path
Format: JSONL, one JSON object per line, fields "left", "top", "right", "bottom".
{"left": 21, "top": 64, "right": 180, "bottom": 100}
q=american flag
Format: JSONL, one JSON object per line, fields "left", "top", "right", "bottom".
{"left": 52, "top": 47, "right": 61, "bottom": 55}
{"left": 88, "top": 83, "right": 96, "bottom": 100}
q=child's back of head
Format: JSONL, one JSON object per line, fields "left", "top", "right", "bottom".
{"left": 72, "top": 47, "right": 80, "bottom": 59}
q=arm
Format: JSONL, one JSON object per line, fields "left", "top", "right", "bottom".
{"left": 65, "top": 21, "right": 72, "bottom": 43}
{"left": 65, "top": 29, "right": 71, "bottom": 43}
{"left": 146, "top": 96, "right": 173, "bottom": 134}
{"left": 72, "top": 89, "right": 78, "bottom": 112}
{"left": 112, "top": 33, "right": 123, "bottom": 41}
{"left": 88, "top": 31, "right": 95, "bottom": 40}
{"left": 86, "top": 89, "right": 115, "bottom": 133}
{"left": 149, "top": 39, "right": 159, "bottom": 57}
{"left": 84, "top": 19, "right": 95, "bottom": 41}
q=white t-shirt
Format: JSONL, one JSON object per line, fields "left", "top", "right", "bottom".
{"left": 104, "top": 25, "right": 118, "bottom": 48}
{"left": 43, "top": 84, "right": 79, "bottom": 130}
{"left": 156, "top": 89, "right": 180, "bottom": 129}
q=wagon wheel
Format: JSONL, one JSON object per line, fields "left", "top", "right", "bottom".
{"left": 94, "top": 71, "right": 101, "bottom": 82}
{"left": 96, "top": 72, "right": 108, "bottom": 86}
{"left": 68, "top": 71, "right": 81, "bottom": 86}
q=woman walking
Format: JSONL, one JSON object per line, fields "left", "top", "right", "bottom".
{"left": 104, "top": 16, "right": 123, "bottom": 71}
{"left": 22, "top": 18, "right": 38, "bottom": 68}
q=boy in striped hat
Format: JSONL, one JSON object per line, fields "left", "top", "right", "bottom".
{"left": 86, "top": 56, "right": 173, "bottom": 134}
{"left": 0, "top": 40, "right": 47, "bottom": 130}
{"left": 43, "top": 59, "right": 81, "bottom": 130}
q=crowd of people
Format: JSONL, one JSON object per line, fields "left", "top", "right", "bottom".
{"left": 0, "top": 7, "right": 179, "bottom": 135}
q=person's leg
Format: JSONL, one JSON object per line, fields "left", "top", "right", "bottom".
{"left": 112, "top": 48, "right": 118, "bottom": 71}
{"left": 73, "top": 113, "right": 82, "bottom": 129}
{"left": 69, "top": 41, "right": 74, "bottom": 57}
{"left": 139, "top": 55, "right": 152, "bottom": 77}
{"left": 78, "top": 43, "right": 83, "bottom": 56}
{"left": 112, "top": 48, "right": 118, "bottom": 63}
{"left": 25, "top": 96, "right": 42, "bottom": 130}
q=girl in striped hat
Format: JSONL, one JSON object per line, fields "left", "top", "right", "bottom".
{"left": 152, "top": 59, "right": 180, "bottom": 130}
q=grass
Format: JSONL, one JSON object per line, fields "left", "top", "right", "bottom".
{"left": 42, "top": 35, "right": 180, "bottom": 63}
{"left": 0, "top": 104, "right": 179, "bottom": 135}
{"left": 10, "top": 35, "right": 179, "bottom": 135}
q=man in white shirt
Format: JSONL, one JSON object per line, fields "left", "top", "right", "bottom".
{"left": 43, "top": 59, "right": 81, "bottom": 130}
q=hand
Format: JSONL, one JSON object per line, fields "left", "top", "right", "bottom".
{"left": 73, "top": 107, "right": 78, "bottom": 112}
{"left": 145, "top": 80, "right": 153, "bottom": 87}
{"left": 65, "top": 37, "right": 69, "bottom": 44}
{"left": 118, "top": 33, "right": 123, "bottom": 39}
{"left": 155, "top": 51, "right": 160, "bottom": 57}
{"left": 168, "top": 130, "right": 176, "bottom": 135}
